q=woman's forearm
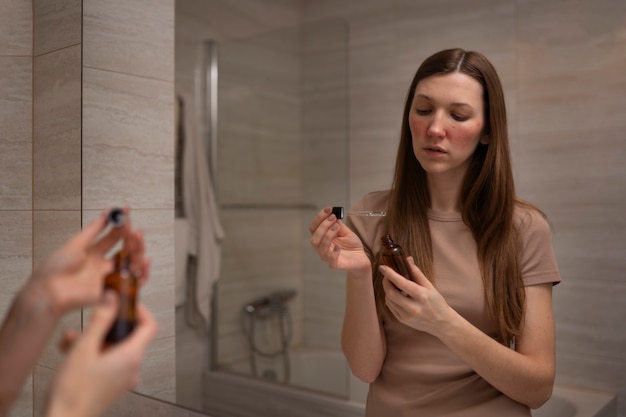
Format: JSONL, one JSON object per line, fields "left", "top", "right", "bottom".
{"left": 437, "top": 306, "right": 555, "bottom": 408}
{"left": 0, "top": 282, "right": 61, "bottom": 415}
{"left": 341, "top": 269, "right": 386, "bottom": 383}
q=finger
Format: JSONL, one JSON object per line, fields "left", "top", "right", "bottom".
{"left": 82, "top": 290, "right": 119, "bottom": 350}
{"left": 114, "top": 303, "right": 158, "bottom": 357}
{"left": 125, "top": 229, "right": 145, "bottom": 274}
{"left": 318, "top": 219, "right": 342, "bottom": 257}
{"left": 73, "top": 210, "right": 109, "bottom": 248}
{"left": 90, "top": 227, "right": 124, "bottom": 256}
{"left": 310, "top": 212, "right": 340, "bottom": 252}
{"left": 308, "top": 207, "right": 332, "bottom": 235}
{"left": 137, "top": 258, "right": 151, "bottom": 288}
{"left": 379, "top": 265, "right": 412, "bottom": 293}
{"left": 406, "top": 257, "right": 434, "bottom": 289}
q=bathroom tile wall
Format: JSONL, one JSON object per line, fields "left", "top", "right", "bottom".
{"left": 515, "top": 2, "right": 626, "bottom": 416}
{"left": 304, "top": 0, "right": 626, "bottom": 416}
{"left": 0, "top": 0, "right": 33, "bottom": 415}
{"left": 1, "top": 0, "right": 187, "bottom": 415}
{"left": 31, "top": 3, "right": 83, "bottom": 395}
{"left": 300, "top": 19, "right": 350, "bottom": 350}
{"left": 212, "top": 19, "right": 305, "bottom": 368}
{"left": 81, "top": 0, "right": 176, "bottom": 404}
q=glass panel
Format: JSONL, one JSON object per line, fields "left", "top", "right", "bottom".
{"left": 213, "top": 19, "right": 349, "bottom": 398}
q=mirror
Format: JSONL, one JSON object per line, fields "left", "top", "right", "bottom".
{"left": 167, "top": 1, "right": 626, "bottom": 417}
{"left": 175, "top": 5, "right": 356, "bottom": 415}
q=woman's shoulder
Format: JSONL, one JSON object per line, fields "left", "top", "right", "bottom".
{"left": 513, "top": 200, "right": 552, "bottom": 239}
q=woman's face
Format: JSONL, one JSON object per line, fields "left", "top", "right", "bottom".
{"left": 409, "top": 72, "right": 487, "bottom": 179}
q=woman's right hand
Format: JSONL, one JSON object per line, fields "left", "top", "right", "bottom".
{"left": 308, "top": 207, "right": 371, "bottom": 273}
{"left": 47, "top": 291, "right": 158, "bottom": 417}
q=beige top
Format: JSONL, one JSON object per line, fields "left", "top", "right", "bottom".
{"left": 346, "top": 190, "right": 561, "bottom": 417}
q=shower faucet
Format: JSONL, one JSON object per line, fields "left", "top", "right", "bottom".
{"left": 243, "top": 289, "right": 297, "bottom": 315}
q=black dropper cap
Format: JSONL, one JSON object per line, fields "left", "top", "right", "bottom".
{"left": 331, "top": 206, "right": 344, "bottom": 219}
{"left": 107, "top": 208, "right": 126, "bottom": 228}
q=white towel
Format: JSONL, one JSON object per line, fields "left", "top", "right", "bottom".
{"left": 181, "top": 93, "right": 225, "bottom": 326}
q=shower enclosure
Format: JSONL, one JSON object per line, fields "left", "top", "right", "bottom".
{"left": 192, "top": 18, "right": 355, "bottom": 411}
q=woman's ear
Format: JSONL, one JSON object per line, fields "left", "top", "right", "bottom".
{"left": 480, "top": 133, "right": 489, "bottom": 145}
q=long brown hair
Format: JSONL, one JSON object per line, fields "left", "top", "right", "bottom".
{"left": 374, "top": 48, "right": 530, "bottom": 345}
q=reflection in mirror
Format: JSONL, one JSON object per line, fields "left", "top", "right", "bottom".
{"left": 175, "top": 10, "right": 361, "bottom": 416}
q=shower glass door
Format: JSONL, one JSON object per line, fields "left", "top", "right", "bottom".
{"left": 213, "top": 18, "right": 350, "bottom": 398}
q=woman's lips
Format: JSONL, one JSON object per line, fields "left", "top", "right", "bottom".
{"left": 424, "top": 146, "right": 447, "bottom": 156}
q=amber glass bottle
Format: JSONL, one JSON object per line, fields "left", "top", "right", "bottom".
{"left": 103, "top": 249, "right": 138, "bottom": 348}
{"left": 380, "top": 234, "right": 414, "bottom": 281}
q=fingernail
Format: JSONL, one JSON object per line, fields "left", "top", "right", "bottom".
{"left": 323, "top": 207, "right": 331, "bottom": 214}
{"left": 327, "top": 214, "right": 336, "bottom": 221}
{"left": 330, "top": 223, "right": 339, "bottom": 231}
{"left": 379, "top": 265, "right": 387, "bottom": 274}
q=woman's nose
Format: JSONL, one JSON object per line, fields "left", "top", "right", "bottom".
{"left": 427, "top": 112, "right": 445, "bottom": 138}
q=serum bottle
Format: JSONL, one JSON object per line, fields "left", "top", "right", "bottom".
{"left": 103, "top": 248, "right": 138, "bottom": 348}
{"left": 380, "top": 234, "right": 414, "bottom": 282}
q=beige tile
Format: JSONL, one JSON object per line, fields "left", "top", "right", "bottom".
{"left": 303, "top": 0, "right": 390, "bottom": 23}
{"left": 134, "top": 336, "right": 176, "bottom": 403}
{"left": 0, "top": 0, "right": 32, "bottom": 55}
{"left": 553, "top": 279, "right": 626, "bottom": 360}
{"left": 514, "top": 128, "right": 625, "bottom": 209}
{"left": 83, "top": 0, "right": 174, "bottom": 81}
{"left": 33, "top": 46, "right": 82, "bottom": 210}
{"left": 217, "top": 34, "right": 301, "bottom": 205}
{"left": 301, "top": 20, "right": 350, "bottom": 206}
{"left": 0, "top": 211, "right": 32, "bottom": 317}
{"left": 103, "top": 389, "right": 190, "bottom": 417}
{"left": 82, "top": 68, "right": 175, "bottom": 211}
{"left": 33, "top": 0, "right": 81, "bottom": 56}
{"left": 0, "top": 57, "right": 32, "bottom": 210}
{"left": 216, "top": 209, "right": 303, "bottom": 365}
{"left": 556, "top": 351, "right": 626, "bottom": 417}
{"left": 10, "top": 373, "right": 33, "bottom": 417}
{"left": 32, "top": 206, "right": 82, "bottom": 263}
{"left": 176, "top": 0, "right": 300, "bottom": 41}
{"left": 129, "top": 209, "right": 175, "bottom": 338}
{"left": 517, "top": 0, "right": 626, "bottom": 136}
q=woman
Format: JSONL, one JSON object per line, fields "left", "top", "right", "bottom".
{"left": 309, "top": 48, "right": 560, "bottom": 416}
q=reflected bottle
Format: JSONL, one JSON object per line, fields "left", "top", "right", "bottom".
{"left": 380, "top": 234, "right": 414, "bottom": 282}
{"left": 103, "top": 249, "right": 138, "bottom": 349}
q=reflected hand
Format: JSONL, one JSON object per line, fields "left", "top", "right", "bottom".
{"left": 308, "top": 206, "right": 370, "bottom": 273}
{"left": 381, "top": 256, "right": 453, "bottom": 336}
{"left": 47, "top": 291, "right": 158, "bottom": 417}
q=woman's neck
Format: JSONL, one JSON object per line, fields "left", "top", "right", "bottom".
{"left": 427, "top": 172, "right": 464, "bottom": 214}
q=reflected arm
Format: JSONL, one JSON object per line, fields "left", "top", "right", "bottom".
{"left": 341, "top": 269, "right": 386, "bottom": 384}
{"left": 0, "top": 282, "right": 61, "bottom": 416}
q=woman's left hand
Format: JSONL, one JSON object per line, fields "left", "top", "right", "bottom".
{"left": 381, "top": 256, "right": 453, "bottom": 336}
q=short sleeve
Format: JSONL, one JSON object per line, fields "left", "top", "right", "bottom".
{"left": 517, "top": 208, "right": 561, "bottom": 287}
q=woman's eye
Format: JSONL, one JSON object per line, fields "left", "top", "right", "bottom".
{"left": 451, "top": 113, "right": 469, "bottom": 122}
{"left": 416, "top": 108, "right": 431, "bottom": 116}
